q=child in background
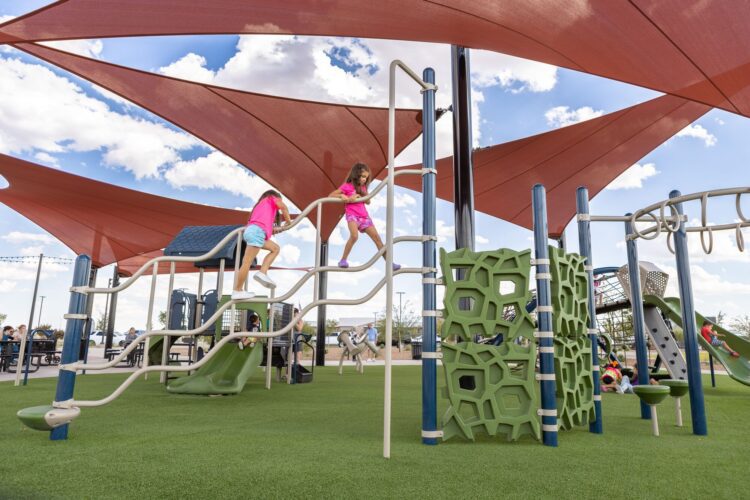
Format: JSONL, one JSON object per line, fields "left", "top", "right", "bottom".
{"left": 238, "top": 313, "right": 262, "bottom": 350}
{"left": 600, "top": 362, "right": 622, "bottom": 392}
{"left": 700, "top": 320, "right": 739, "bottom": 357}
{"left": 232, "top": 190, "right": 291, "bottom": 300}
{"left": 331, "top": 163, "right": 400, "bottom": 271}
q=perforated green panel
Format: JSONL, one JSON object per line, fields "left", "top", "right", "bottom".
{"left": 549, "top": 247, "right": 594, "bottom": 430}
{"left": 439, "top": 247, "right": 535, "bottom": 342}
{"left": 441, "top": 341, "right": 540, "bottom": 441}
{"left": 439, "top": 248, "right": 538, "bottom": 441}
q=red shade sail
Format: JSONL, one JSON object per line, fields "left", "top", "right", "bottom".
{"left": 0, "top": 154, "right": 247, "bottom": 268}
{"left": 389, "top": 95, "right": 710, "bottom": 237}
{"left": 14, "top": 43, "right": 425, "bottom": 239}
{"left": 1, "top": 1, "right": 749, "bottom": 116}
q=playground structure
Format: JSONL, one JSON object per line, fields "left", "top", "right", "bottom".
{"left": 17, "top": 60, "right": 439, "bottom": 460}
{"left": 337, "top": 331, "right": 379, "bottom": 375}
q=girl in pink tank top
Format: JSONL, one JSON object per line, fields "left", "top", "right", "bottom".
{"left": 232, "top": 189, "right": 291, "bottom": 302}
{"left": 329, "top": 163, "right": 400, "bottom": 271}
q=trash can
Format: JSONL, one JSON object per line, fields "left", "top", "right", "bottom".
{"left": 411, "top": 341, "right": 423, "bottom": 360}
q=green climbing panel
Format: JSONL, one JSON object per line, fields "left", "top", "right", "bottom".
{"left": 439, "top": 248, "right": 539, "bottom": 441}
{"left": 549, "top": 246, "right": 595, "bottom": 430}
{"left": 442, "top": 341, "right": 540, "bottom": 441}
{"left": 440, "top": 247, "right": 535, "bottom": 342}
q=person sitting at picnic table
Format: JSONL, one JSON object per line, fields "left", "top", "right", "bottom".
{"left": 1, "top": 325, "right": 14, "bottom": 341}
{"left": 125, "top": 327, "right": 138, "bottom": 345}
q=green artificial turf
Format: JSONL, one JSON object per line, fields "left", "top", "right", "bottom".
{"left": 1, "top": 367, "right": 748, "bottom": 499}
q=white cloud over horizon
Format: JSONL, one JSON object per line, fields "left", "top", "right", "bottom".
{"left": 545, "top": 105, "right": 604, "bottom": 128}
{"left": 676, "top": 124, "right": 717, "bottom": 147}
{"left": 605, "top": 163, "right": 659, "bottom": 190}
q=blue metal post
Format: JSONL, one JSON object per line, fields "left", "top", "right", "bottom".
{"left": 670, "top": 190, "right": 707, "bottom": 435}
{"left": 421, "top": 67, "right": 438, "bottom": 446}
{"left": 532, "top": 184, "right": 557, "bottom": 447}
{"left": 50, "top": 254, "right": 91, "bottom": 440}
{"left": 624, "top": 217, "right": 650, "bottom": 419}
{"left": 709, "top": 355, "right": 716, "bottom": 387}
{"left": 576, "top": 187, "right": 603, "bottom": 434}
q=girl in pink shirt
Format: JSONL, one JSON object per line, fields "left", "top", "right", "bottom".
{"left": 330, "top": 163, "right": 400, "bottom": 270}
{"left": 232, "top": 189, "right": 291, "bottom": 300}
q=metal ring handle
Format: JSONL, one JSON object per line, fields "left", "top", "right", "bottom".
{"left": 737, "top": 224, "right": 745, "bottom": 252}
{"left": 631, "top": 210, "right": 661, "bottom": 240}
{"left": 661, "top": 200, "right": 681, "bottom": 233}
{"left": 666, "top": 231, "right": 675, "bottom": 255}
{"left": 737, "top": 193, "right": 749, "bottom": 223}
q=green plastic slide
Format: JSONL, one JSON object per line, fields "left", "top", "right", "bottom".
{"left": 644, "top": 295, "right": 750, "bottom": 387}
{"left": 166, "top": 341, "right": 263, "bottom": 395}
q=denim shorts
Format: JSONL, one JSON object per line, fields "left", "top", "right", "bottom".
{"left": 243, "top": 224, "right": 267, "bottom": 248}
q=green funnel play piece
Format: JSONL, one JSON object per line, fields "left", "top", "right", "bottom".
{"left": 661, "top": 379, "right": 689, "bottom": 398}
{"left": 17, "top": 405, "right": 80, "bottom": 431}
{"left": 633, "top": 385, "right": 670, "bottom": 406}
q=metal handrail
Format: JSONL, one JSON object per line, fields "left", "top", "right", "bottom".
{"left": 56, "top": 267, "right": 428, "bottom": 408}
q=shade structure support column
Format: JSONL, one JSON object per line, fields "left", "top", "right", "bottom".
{"left": 625, "top": 217, "right": 651, "bottom": 420}
{"left": 104, "top": 267, "right": 119, "bottom": 352}
{"left": 576, "top": 187, "right": 603, "bottom": 434}
{"left": 451, "top": 45, "right": 475, "bottom": 252}
{"left": 50, "top": 254, "right": 91, "bottom": 441}
{"left": 670, "top": 189, "right": 707, "bottom": 436}
{"left": 532, "top": 184, "right": 557, "bottom": 447}
{"left": 315, "top": 240, "right": 328, "bottom": 367}
{"left": 420, "top": 67, "right": 438, "bottom": 446}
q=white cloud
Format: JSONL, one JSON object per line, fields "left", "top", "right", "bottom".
{"left": 545, "top": 106, "right": 604, "bottom": 128}
{"left": 164, "top": 151, "right": 276, "bottom": 200}
{"left": 278, "top": 243, "right": 301, "bottom": 265}
{"left": 676, "top": 124, "right": 717, "bottom": 147}
{"left": 471, "top": 51, "right": 558, "bottom": 93}
{"left": 2, "top": 231, "right": 56, "bottom": 245}
{"left": 33, "top": 151, "right": 60, "bottom": 168}
{"left": 0, "top": 56, "right": 199, "bottom": 179}
{"left": 40, "top": 39, "right": 104, "bottom": 59}
{"left": 605, "top": 163, "right": 659, "bottom": 190}
{"left": 158, "top": 53, "right": 216, "bottom": 84}
{"left": 20, "top": 245, "right": 44, "bottom": 255}
{"left": 0, "top": 279, "right": 16, "bottom": 291}
{"left": 436, "top": 219, "right": 454, "bottom": 243}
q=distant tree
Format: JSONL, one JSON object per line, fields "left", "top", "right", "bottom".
{"left": 729, "top": 314, "right": 750, "bottom": 338}
{"left": 0, "top": 312, "right": 6, "bottom": 324}
{"left": 325, "top": 318, "right": 339, "bottom": 334}
{"left": 158, "top": 310, "right": 167, "bottom": 329}
{"left": 95, "top": 312, "right": 108, "bottom": 331}
{"left": 715, "top": 310, "right": 727, "bottom": 326}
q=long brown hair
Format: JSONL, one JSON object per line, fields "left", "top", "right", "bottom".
{"left": 249, "top": 189, "right": 282, "bottom": 225}
{"left": 345, "top": 162, "right": 371, "bottom": 196}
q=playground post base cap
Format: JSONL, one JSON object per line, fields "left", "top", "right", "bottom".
{"left": 17, "top": 405, "right": 81, "bottom": 431}
{"left": 661, "top": 379, "right": 690, "bottom": 398}
{"left": 633, "top": 385, "right": 671, "bottom": 406}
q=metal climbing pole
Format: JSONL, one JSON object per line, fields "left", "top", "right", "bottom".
{"left": 451, "top": 45, "right": 475, "bottom": 252}
{"left": 625, "top": 216, "right": 651, "bottom": 420}
{"left": 669, "top": 190, "right": 707, "bottom": 435}
{"left": 532, "top": 184, "right": 558, "bottom": 447}
{"left": 420, "top": 67, "right": 439, "bottom": 446}
{"left": 576, "top": 187, "right": 603, "bottom": 433}
{"left": 50, "top": 255, "right": 91, "bottom": 440}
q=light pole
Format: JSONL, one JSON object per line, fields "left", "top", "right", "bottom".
{"left": 37, "top": 295, "right": 46, "bottom": 327}
{"left": 396, "top": 291, "right": 405, "bottom": 351}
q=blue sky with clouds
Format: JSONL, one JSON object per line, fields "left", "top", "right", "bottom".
{"left": 1, "top": 1, "right": 748, "bottom": 332}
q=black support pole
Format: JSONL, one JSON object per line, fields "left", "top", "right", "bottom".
{"left": 451, "top": 45, "right": 475, "bottom": 251}
{"left": 104, "top": 267, "right": 120, "bottom": 352}
{"left": 315, "top": 241, "right": 328, "bottom": 366}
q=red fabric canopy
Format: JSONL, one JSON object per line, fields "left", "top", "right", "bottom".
{"left": 0, "top": 154, "right": 247, "bottom": 268}
{"left": 388, "top": 95, "right": 709, "bottom": 237}
{"left": 1, "top": 1, "right": 748, "bottom": 116}
{"left": 14, "top": 43, "right": 424, "bottom": 239}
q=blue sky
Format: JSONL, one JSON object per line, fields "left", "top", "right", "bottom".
{"left": 0, "top": 1, "right": 748, "bottom": 332}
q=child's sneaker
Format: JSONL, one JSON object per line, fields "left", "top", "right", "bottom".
{"left": 231, "top": 290, "right": 255, "bottom": 300}
{"left": 253, "top": 272, "right": 276, "bottom": 289}
{"left": 392, "top": 263, "right": 401, "bottom": 271}
{"left": 237, "top": 340, "right": 244, "bottom": 351}
{"left": 338, "top": 259, "right": 349, "bottom": 268}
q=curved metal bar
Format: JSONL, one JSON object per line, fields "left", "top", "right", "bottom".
{"left": 63, "top": 236, "right": 427, "bottom": 371}
{"left": 737, "top": 224, "right": 746, "bottom": 252}
{"left": 629, "top": 211, "right": 661, "bottom": 240}
{"left": 78, "top": 168, "right": 427, "bottom": 296}
{"left": 737, "top": 193, "right": 749, "bottom": 222}
{"left": 57, "top": 267, "right": 426, "bottom": 407}
{"left": 699, "top": 225, "right": 714, "bottom": 254}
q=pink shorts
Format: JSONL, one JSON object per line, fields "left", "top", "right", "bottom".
{"left": 346, "top": 214, "right": 373, "bottom": 233}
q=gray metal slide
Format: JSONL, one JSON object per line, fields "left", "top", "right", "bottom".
{"left": 643, "top": 304, "right": 688, "bottom": 380}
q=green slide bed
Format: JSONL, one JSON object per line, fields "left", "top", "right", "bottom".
{"left": 644, "top": 295, "right": 750, "bottom": 387}
{"left": 166, "top": 341, "right": 263, "bottom": 395}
